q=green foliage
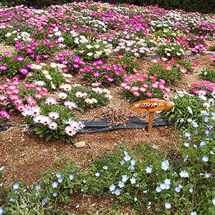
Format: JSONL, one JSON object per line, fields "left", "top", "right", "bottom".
{"left": 114, "top": 55, "right": 141, "bottom": 74}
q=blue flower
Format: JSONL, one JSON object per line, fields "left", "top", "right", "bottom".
{"left": 120, "top": 159, "right": 125, "bottom": 165}
{"left": 152, "top": 145, "right": 158, "bottom": 149}
{"left": 184, "top": 142, "right": 189, "bottom": 147}
{"left": 187, "top": 118, "right": 192, "bottom": 122}
{"left": 9, "top": 198, "right": 16, "bottom": 203}
{"left": 193, "top": 123, "right": 199, "bottom": 128}
{"left": 190, "top": 212, "right": 197, "bottom": 215}
{"left": 179, "top": 171, "right": 189, "bottom": 178}
{"left": 128, "top": 165, "right": 135, "bottom": 170}
{"left": 212, "top": 198, "right": 215, "bottom": 205}
{"left": 130, "top": 159, "right": 136, "bottom": 166}
{"left": 124, "top": 155, "right": 131, "bottom": 161}
{"left": 122, "top": 175, "right": 129, "bottom": 182}
{"left": 161, "top": 160, "right": 170, "bottom": 171}
{"left": 165, "top": 203, "right": 171, "bottom": 209}
{"left": 53, "top": 193, "right": 58, "bottom": 197}
{"left": 69, "top": 174, "right": 74, "bottom": 180}
{"left": 13, "top": 183, "right": 19, "bottom": 190}
{"left": 52, "top": 182, "right": 58, "bottom": 188}
{"left": 156, "top": 186, "right": 162, "bottom": 193}
{"left": 118, "top": 181, "right": 125, "bottom": 188}
{"left": 164, "top": 179, "right": 171, "bottom": 184}
{"left": 134, "top": 197, "right": 137, "bottom": 202}
{"left": 103, "top": 166, "right": 108, "bottom": 170}
{"left": 189, "top": 188, "right": 193, "bottom": 193}
{"left": 124, "top": 151, "right": 128, "bottom": 156}
{"left": 58, "top": 178, "right": 63, "bottom": 183}
{"left": 42, "top": 197, "right": 48, "bottom": 206}
{"left": 205, "top": 129, "right": 211, "bottom": 135}
{"left": 109, "top": 184, "right": 116, "bottom": 192}
{"left": 185, "top": 132, "right": 191, "bottom": 138}
{"left": 202, "top": 156, "right": 209, "bottom": 162}
{"left": 130, "top": 177, "right": 136, "bottom": 184}
{"left": 199, "top": 141, "right": 205, "bottom": 148}
{"left": 133, "top": 173, "right": 138, "bottom": 177}
{"left": 114, "top": 188, "right": 121, "bottom": 196}
{"left": 95, "top": 172, "right": 100, "bottom": 177}
{"left": 145, "top": 166, "right": 152, "bottom": 173}
{"left": 0, "top": 207, "right": 5, "bottom": 214}
{"left": 35, "top": 185, "right": 41, "bottom": 191}
{"left": 56, "top": 173, "right": 62, "bottom": 179}
{"left": 175, "top": 186, "right": 181, "bottom": 193}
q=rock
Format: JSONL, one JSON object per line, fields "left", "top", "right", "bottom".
{"left": 21, "top": 138, "right": 25, "bottom": 143}
{"left": 7, "top": 127, "right": 14, "bottom": 132}
{"left": 74, "top": 141, "right": 86, "bottom": 148}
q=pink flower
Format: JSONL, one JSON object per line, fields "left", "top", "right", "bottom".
{"left": 16, "top": 104, "right": 26, "bottom": 112}
{"left": 133, "top": 91, "right": 140, "bottom": 97}
{"left": 193, "top": 62, "right": 198, "bottom": 66}
{"left": 92, "top": 72, "right": 100, "bottom": 77}
{"left": 140, "top": 87, "right": 146, "bottom": 92}
{"left": 163, "top": 93, "right": 170, "bottom": 100}
{"left": 48, "top": 122, "right": 58, "bottom": 130}
{"left": 146, "top": 92, "right": 152, "bottom": 97}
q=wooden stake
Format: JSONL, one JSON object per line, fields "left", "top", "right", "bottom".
{"left": 148, "top": 112, "right": 154, "bottom": 134}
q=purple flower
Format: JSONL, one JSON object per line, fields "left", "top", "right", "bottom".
{"left": 19, "top": 68, "right": 29, "bottom": 74}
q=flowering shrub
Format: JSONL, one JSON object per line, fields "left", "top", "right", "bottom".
{"left": 24, "top": 101, "right": 84, "bottom": 143}
{"left": 114, "top": 55, "right": 141, "bottom": 74}
{"left": 54, "top": 55, "right": 86, "bottom": 75}
{"left": 148, "top": 63, "right": 183, "bottom": 86}
{"left": 199, "top": 68, "right": 215, "bottom": 82}
{"left": 58, "top": 85, "right": 111, "bottom": 112}
{"left": 0, "top": 54, "right": 33, "bottom": 79}
{"left": 15, "top": 40, "right": 59, "bottom": 61}
{"left": 75, "top": 39, "right": 112, "bottom": 60}
{"left": 0, "top": 81, "right": 48, "bottom": 114}
{"left": 80, "top": 61, "right": 125, "bottom": 86}
{"left": 189, "top": 81, "right": 215, "bottom": 104}
{"left": 28, "top": 66, "right": 65, "bottom": 90}
{"left": 121, "top": 74, "right": 170, "bottom": 102}
{"left": 158, "top": 42, "right": 186, "bottom": 59}
{"left": 163, "top": 91, "right": 214, "bottom": 128}
{"left": 113, "top": 38, "right": 151, "bottom": 58}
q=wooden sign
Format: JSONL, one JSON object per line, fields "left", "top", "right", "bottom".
{"left": 130, "top": 99, "right": 174, "bottom": 134}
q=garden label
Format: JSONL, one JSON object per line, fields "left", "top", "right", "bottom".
{"left": 130, "top": 100, "right": 174, "bottom": 134}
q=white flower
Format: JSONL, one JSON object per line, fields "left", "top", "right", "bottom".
{"left": 58, "top": 93, "right": 68, "bottom": 99}
{"left": 87, "top": 53, "right": 93, "bottom": 56}
{"left": 86, "top": 45, "right": 93, "bottom": 49}
{"left": 187, "top": 106, "right": 193, "bottom": 114}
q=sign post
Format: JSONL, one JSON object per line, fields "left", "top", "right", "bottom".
{"left": 130, "top": 99, "right": 174, "bottom": 134}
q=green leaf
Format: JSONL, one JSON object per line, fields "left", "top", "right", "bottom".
{"left": 45, "top": 134, "right": 53, "bottom": 141}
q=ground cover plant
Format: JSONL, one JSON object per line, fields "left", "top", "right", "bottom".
{"left": 1, "top": 1, "right": 215, "bottom": 214}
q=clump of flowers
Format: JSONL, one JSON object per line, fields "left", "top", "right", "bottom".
{"left": 28, "top": 65, "right": 66, "bottom": 90}
{"left": 23, "top": 100, "right": 84, "bottom": 143}
{"left": 0, "top": 53, "right": 33, "bottom": 79}
{"left": 158, "top": 42, "right": 186, "bottom": 59}
{"left": 79, "top": 60, "right": 126, "bottom": 86}
{"left": 0, "top": 79, "right": 48, "bottom": 114}
{"left": 15, "top": 39, "right": 59, "bottom": 61}
{"left": 163, "top": 90, "right": 214, "bottom": 128}
{"left": 189, "top": 81, "right": 215, "bottom": 105}
{"left": 121, "top": 74, "right": 170, "bottom": 102}
{"left": 148, "top": 61, "right": 183, "bottom": 86}
{"left": 75, "top": 39, "right": 112, "bottom": 60}
{"left": 114, "top": 55, "right": 141, "bottom": 74}
{"left": 59, "top": 85, "right": 111, "bottom": 112}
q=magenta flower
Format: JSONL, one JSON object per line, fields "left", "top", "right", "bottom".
{"left": 17, "top": 56, "right": 24, "bottom": 61}
{"left": 19, "top": 68, "right": 29, "bottom": 74}
{"left": 0, "top": 65, "right": 7, "bottom": 70}
{"left": 92, "top": 72, "right": 100, "bottom": 77}
{"left": 146, "top": 92, "right": 152, "bottom": 97}
{"left": 133, "top": 91, "right": 140, "bottom": 97}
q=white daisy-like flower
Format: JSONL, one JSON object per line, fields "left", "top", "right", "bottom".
{"left": 58, "top": 93, "right": 68, "bottom": 99}
{"left": 33, "top": 81, "right": 46, "bottom": 87}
